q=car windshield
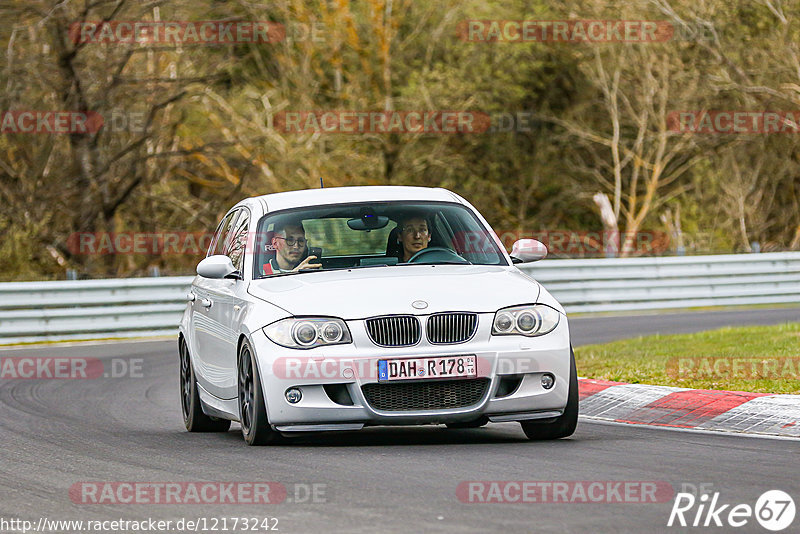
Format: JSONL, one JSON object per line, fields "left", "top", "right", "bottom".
{"left": 253, "top": 201, "right": 507, "bottom": 277}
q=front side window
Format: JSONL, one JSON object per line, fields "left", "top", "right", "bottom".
{"left": 209, "top": 210, "right": 238, "bottom": 257}
{"left": 226, "top": 209, "right": 250, "bottom": 273}
{"left": 253, "top": 201, "right": 507, "bottom": 278}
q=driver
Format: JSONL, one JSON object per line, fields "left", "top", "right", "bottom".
{"left": 264, "top": 221, "right": 321, "bottom": 274}
{"left": 398, "top": 214, "right": 432, "bottom": 262}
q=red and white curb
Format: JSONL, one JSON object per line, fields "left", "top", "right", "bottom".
{"left": 578, "top": 379, "right": 800, "bottom": 438}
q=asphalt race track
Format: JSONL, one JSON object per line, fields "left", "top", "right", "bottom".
{"left": 569, "top": 306, "right": 800, "bottom": 345}
{"left": 1, "top": 308, "right": 798, "bottom": 533}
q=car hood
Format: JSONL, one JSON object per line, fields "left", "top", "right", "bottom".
{"left": 247, "top": 265, "right": 541, "bottom": 319}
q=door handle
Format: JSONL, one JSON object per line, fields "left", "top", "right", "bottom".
{"left": 187, "top": 292, "right": 196, "bottom": 302}
{"left": 200, "top": 298, "right": 213, "bottom": 308}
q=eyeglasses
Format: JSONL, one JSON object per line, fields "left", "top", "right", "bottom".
{"left": 275, "top": 236, "right": 307, "bottom": 247}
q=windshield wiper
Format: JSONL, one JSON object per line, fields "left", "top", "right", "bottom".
{"left": 397, "top": 261, "right": 471, "bottom": 266}
{"left": 348, "top": 263, "right": 393, "bottom": 269}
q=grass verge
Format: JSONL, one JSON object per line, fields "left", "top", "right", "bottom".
{"left": 574, "top": 322, "right": 800, "bottom": 394}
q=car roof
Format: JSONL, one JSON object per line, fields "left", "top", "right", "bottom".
{"left": 245, "top": 186, "right": 464, "bottom": 213}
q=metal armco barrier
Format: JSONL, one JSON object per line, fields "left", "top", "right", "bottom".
{"left": 1, "top": 252, "right": 799, "bottom": 345}
{"left": 0, "top": 277, "right": 194, "bottom": 345}
{"left": 522, "top": 251, "right": 800, "bottom": 312}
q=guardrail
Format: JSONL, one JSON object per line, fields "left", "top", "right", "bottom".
{"left": 1, "top": 252, "right": 799, "bottom": 345}
{"left": 523, "top": 251, "right": 800, "bottom": 313}
{"left": 0, "top": 277, "right": 194, "bottom": 345}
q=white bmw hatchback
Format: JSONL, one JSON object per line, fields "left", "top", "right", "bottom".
{"left": 179, "top": 186, "right": 577, "bottom": 445}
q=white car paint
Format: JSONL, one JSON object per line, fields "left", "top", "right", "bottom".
{"left": 180, "top": 185, "right": 574, "bottom": 436}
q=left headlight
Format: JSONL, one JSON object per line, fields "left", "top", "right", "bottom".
{"left": 264, "top": 317, "right": 352, "bottom": 349}
{"left": 492, "top": 304, "right": 560, "bottom": 337}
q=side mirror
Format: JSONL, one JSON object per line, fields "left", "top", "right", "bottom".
{"left": 510, "top": 239, "right": 547, "bottom": 263}
{"left": 197, "top": 255, "right": 239, "bottom": 279}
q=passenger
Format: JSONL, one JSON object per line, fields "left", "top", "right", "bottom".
{"left": 397, "top": 214, "right": 432, "bottom": 262}
{"left": 264, "top": 222, "right": 321, "bottom": 274}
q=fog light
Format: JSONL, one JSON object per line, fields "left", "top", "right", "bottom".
{"left": 285, "top": 388, "right": 302, "bottom": 404}
{"left": 541, "top": 374, "right": 555, "bottom": 390}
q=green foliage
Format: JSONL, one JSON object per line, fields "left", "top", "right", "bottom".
{"left": 1, "top": 0, "right": 799, "bottom": 279}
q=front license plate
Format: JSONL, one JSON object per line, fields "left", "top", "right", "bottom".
{"left": 378, "top": 355, "right": 477, "bottom": 382}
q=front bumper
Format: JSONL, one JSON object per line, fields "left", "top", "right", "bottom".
{"left": 251, "top": 312, "right": 571, "bottom": 430}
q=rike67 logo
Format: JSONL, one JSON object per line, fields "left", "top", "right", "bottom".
{"left": 668, "top": 489, "right": 795, "bottom": 531}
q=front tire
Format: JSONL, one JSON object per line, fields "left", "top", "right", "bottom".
{"left": 238, "top": 339, "right": 279, "bottom": 445}
{"left": 180, "top": 338, "right": 231, "bottom": 433}
{"left": 520, "top": 346, "right": 578, "bottom": 440}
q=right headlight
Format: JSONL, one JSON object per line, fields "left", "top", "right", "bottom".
{"left": 264, "top": 317, "right": 352, "bottom": 349}
{"left": 491, "top": 304, "right": 560, "bottom": 337}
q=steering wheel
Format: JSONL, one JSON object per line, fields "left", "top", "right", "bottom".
{"left": 407, "top": 247, "right": 470, "bottom": 264}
